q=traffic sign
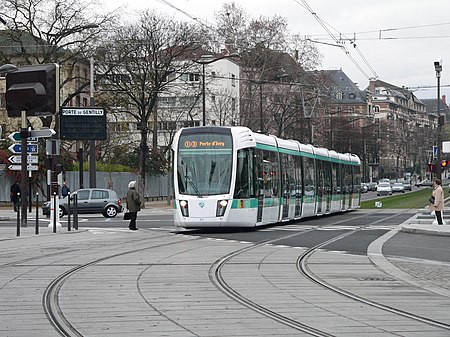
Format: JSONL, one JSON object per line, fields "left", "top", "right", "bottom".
{"left": 8, "top": 143, "right": 38, "bottom": 154}
{"left": 8, "top": 164, "right": 38, "bottom": 171}
{"left": 8, "top": 132, "right": 38, "bottom": 142}
{"left": 8, "top": 155, "right": 38, "bottom": 164}
{"left": 29, "top": 128, "right": 55, "bottom": 138}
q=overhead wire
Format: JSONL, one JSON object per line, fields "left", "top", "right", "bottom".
{"left": 293, "top": 0, "right": 378, "bottom": 80}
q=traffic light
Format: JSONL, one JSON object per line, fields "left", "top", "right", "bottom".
{"left": 6, "top": 63, "right": 59, "bottom": 117}
{"left": 442, "top": 160, "right": 450, "bottom": 168}
{"left": 428, "top": 163, "right": 435, "bottom": 172}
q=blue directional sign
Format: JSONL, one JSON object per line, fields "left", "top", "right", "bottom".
{"left": 8, "top": 143, "right": 38, "bottom": 154}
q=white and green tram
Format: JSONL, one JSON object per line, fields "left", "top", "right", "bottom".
{"left": 172, "top": 126, "right": 361, "bottom": 228}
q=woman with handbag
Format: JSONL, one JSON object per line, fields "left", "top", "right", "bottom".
{"left": 430, "top": 179, "right": 445, "bottom": 225}
{"left": 125, "top": 180, "right": 142, "bottom": 230}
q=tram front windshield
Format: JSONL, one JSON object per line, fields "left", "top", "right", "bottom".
{"left": 177, "top": 132, "right": 233, "bottom": 196}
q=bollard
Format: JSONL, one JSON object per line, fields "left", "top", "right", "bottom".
{"left": 67, "top": 192, "right": 71, "bottom": 231}
{"left": 73, "top": 193, "right": 78, "bottom": 230}
{"left": 35, "top": 193, "right": 39, "bottom": 235}
{"left": 53, "top": 192, "right": 57, "bottom": 233}
{"left": 16, "top": 193, "right": 21, "bottom": 237}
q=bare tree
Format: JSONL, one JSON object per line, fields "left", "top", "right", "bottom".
{"left": 0, "top": 0, "right": 118, "bottom": 127}
{"left": 97, "top": 10, "right": 202, "bottom": 200}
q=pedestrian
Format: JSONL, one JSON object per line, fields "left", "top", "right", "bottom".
{"left": 430, "top": 178, "right": 445, "bottom": 225}
{"left": 10, "top": 181, "right": 21, "bottom": 212}
{"left": 61, "top": 181, "right": 70, "bottom": 198}
{"left": 125, "top": 180, "right": 142, "bottom": 230}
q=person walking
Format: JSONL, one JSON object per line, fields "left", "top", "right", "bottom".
{"left": 61, "top": 182, "right": 70, "bottom": 198}
{"left": 126, "top": 180, "right": 142, "bottom": 230}
{"left": 430, "top": 178, "right": 445, "bottom": 225}
{"left": 10, "top": 181, "right": 21, "bottom": 212}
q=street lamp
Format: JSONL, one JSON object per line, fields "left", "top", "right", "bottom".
{"left": 434, "top": 58, "right": 443, "bottom": 181}
{"left": 195, "top": 54, "right": 240, "bottom": 126}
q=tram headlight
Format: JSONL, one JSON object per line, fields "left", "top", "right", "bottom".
{"left": 179, "top": 200, "right": 189, "bottom": 217}
{"left": 216, "top": 200, "right": 228, "bottom": 217}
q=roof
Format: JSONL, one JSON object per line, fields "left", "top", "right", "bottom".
{"left": 421, "top": 98, "right": 450, "bottom": 115}
{"left": 314, "top": 69, "right": 366, "bottom": 104}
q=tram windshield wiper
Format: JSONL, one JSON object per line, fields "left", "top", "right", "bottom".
{"left": 184, "top": 166, "right": 203, "bottom": 198}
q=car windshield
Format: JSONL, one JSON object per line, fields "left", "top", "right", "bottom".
{"left": 393, "top": 183, "right": 403, "bottom": 187}
{"left": 177, "top": 132, "right": 233, "bottom": 196}
{"left": 378, "top": 183, "right": 390, "bottom": 187}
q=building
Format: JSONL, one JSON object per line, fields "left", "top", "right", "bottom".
{"left": 368, "top": 79, "right": 434, "bottom": 180}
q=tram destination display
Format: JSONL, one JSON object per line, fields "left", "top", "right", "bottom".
{"left": 60, "top": 107, "right": 106, "bottom": 140}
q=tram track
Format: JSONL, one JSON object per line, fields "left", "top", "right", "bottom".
{"left": 208, "top": 213, "right": 450, "bottom": 336}
{"left": 297, "top": 230, "right": 450, "bottom": 331}
{"left": 42, "top": 234, "right": 201, "bottom": 337}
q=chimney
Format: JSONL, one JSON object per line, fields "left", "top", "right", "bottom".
{"left": 368, "top": 77, "right": 376, "bottom": 95}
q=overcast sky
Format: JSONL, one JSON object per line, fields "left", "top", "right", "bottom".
{"left": 107, "top": 0, "right": 450, "bottom": 100}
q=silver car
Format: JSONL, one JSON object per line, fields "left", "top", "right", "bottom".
{"left": 376, "top": 182, "right": 392, "bottom": 196}
{"left": 42, "top": 188, "right": 123, "bottom": 218}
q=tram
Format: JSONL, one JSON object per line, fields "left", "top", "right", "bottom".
{"left": 172, "top": 126, "right": 361, "bottom": 228}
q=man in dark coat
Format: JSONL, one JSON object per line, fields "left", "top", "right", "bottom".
{"left": 125, "top": 180, "right": 142, "bottom": 230}
{"left": 10, "top": 181, "right": 21, "bottom": 212}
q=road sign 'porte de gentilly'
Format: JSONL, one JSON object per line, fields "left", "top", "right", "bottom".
{"left": 60, "top": 107, "right": 106, "bottom": 140}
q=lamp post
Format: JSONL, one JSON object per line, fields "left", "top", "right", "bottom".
{"left": 434, "top": 59, "right": 443, "bottom": 181}
{"left": 195, "top": 54, "right": 240, "bottom": 126}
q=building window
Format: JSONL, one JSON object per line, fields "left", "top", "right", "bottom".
{"left": 231, "top": 74, "right": 236, "bottom": 87}
{"left": 157, "top": 121, "right": 177, "bottom": 130}
{"left": 179, "top": 73, "right": 200, "bottom": 82}
{"left": 348, "top": 93, "right": 356, "bottom": 99}
{"left": 348, "top": 107, "right": 354, "bottom": 113}
{"left": 335, "top": 91, "right": 343, "bottom": 100}
{"left": 232, "top": 98, "right": 236, "bottom": 112}
{"left": 373, "top": 105, "right": 380, "bottom": 113}
{"left": 183, "top": 121, "right": 200, "bottom": 127}
{"left": 158, "top": 97, "right": 176, "bottom": 108}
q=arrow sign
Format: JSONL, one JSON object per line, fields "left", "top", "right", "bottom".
{"left": 8, "top": 143, "right": 38, "bottom": 154}
{"left": 29, "top": 129, "right": 55, "bottom": 138}
{"left": 8, "top": 155, "right": 38, "bottom": 164}
{"left": 8, "top": 132, "right": 38, "bottom": 142}
{"left": 8, "top": 164, "right": 38, "bottom": 171}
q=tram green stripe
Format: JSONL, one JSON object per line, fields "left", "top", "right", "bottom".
{"left": 256, "top": 142, "right": 356, "bottom": 165}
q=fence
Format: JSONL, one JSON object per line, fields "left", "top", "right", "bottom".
{"left": 0, "top": 171, "right": 170, "bottom": 203}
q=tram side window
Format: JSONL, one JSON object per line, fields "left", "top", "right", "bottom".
{"left": 234, "top": 149, "right": 255, "bottom": 198}
{"left": 255, "top": 149, "right": 279, "bottom": 198}
{"left": 331, "top": 163, "right": 341, "bottom": 194}
{"left": 294, "top": 156, "right": 303, "bottom": 197}
{"left": 324, "top": 161, "right": 332, "bottom": 194}
{"left": 268, "top": 150, "right": 280, "bottom": 197}
{"left": 282, "top": 154, "right": 296, "bottom": 198}
{"left": 353, "top": 166, "right": 362, "bottom": 193}
{"left": 304, "top": 157, "right": 315, "bottom": 199}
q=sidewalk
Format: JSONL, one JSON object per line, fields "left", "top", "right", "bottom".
{"left": 0, "top": 200, "right": 172, "bottom": 240}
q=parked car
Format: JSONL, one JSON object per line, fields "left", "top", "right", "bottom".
{"left": 366, "top": 182, "right": 378, "bottom": 191}
{"left": 42, "top": 188, "right": 123, "bottom": 218}
{"left": 360, "top": 183, "right": 369, "bottom": 193}
{"left": 416, "top": 180, "right": 433, "bottom": 187}
{"left": 376, "top": 182, "right": 392, "bottom": 196}
{"left": 392, "top": 182, "right": 405, "bottom": 193}
{"left": 402, "top": 180, "right": 412, "bottom": 191}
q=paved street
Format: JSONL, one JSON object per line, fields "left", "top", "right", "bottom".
{"left": 1, "top": 204, "right": 450, "bottom": 336}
